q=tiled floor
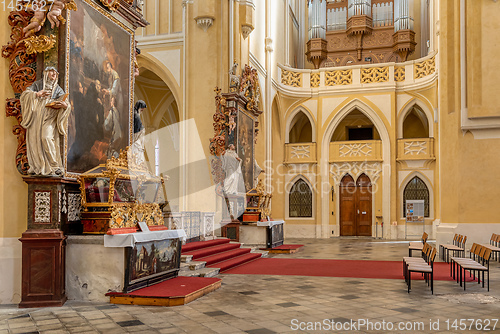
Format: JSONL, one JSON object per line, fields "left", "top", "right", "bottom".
{"left": 2, "top": 238, "right": 500, "bottom": 333}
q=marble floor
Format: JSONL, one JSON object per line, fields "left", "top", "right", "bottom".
{"left": 1, "top": 238, "right": 500, "bottom": 333}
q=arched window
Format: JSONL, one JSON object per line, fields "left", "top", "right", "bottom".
{"left": 289, "top": 179, "right": 313, "bottom": 217}
{"left": 403, "top": 176, "right": 430, "bottom": 217}
{"left": 289, "top": 111, "right": 313, "bottom": 143}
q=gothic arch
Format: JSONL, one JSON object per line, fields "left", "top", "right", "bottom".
{"left": 286, "top": 175, "right": 315, "bottom": 219}
{"left": 399, "top": 172, "right": 434, "bottom": 219}
{"left": 285, "top": 106, "right": 316, "bottom": 143}
{"left": 398, "top": 99, "right": 434, "bottom": 138}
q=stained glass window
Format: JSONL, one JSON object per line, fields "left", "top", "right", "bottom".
{"left": 289, "top": 179, "right": 313, "bottom": 217}
{"left": 403, "top": 176, "right": 430, "bottom": 217}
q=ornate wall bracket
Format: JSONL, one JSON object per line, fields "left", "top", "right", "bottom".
{"left": 195, "top": 16, "right": 215, "bottom": 32}
{"left": 241, "top": 24, "right": 254, "bottom": 39}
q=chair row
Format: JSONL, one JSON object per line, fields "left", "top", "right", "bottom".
{"left": 450, "top": 243, "right": 492, "bottom": 291}
{"left": 483, "top": 233, "right": 500, "bottom": 262}
{"left": 408, "top": 232, "right": 428, "bottom": 257}
{"left": 440, "top": 234, "right": 467, "bottom": 263}
{"left": 403, "top": 243, "right": 437, "bottom": 294}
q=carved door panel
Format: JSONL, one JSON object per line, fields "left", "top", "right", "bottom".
{"left": 340, "top": 175, "right": 356, "bottom": 236}
{"left": 356, "top": 174, "right": 372, "bottom": 236}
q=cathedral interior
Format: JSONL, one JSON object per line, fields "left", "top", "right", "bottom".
{"left": 1, "top": 0, "right": 500, "bottom": 333}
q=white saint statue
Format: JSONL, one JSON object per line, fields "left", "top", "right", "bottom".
{"left": 20, "top": 67, "right": 71, "bottom": 176}
{"left": 221, "top": 144, "right": 245, "bottom": 195}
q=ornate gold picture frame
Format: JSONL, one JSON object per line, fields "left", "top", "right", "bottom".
{"left": 65, "top": 0, "right": 135, "bottom": 176}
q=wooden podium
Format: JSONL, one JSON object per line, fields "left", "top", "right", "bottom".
{"left": 19, "top": 229, "right": 67, "bottom": 308}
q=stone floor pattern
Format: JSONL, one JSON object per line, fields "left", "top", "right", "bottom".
{"left": 1, "top": 238, "right": 500, "bottom": 333}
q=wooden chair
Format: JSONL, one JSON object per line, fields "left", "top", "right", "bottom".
{"left": 441, "top": 235, "right": 467, "bottom": 263}
{"left": 451, "top": 244, "right": 492, "bottom": 291}
{"left": 405, "top": 247, "right": 437, "bottom": 294}
{"left": 409, "top": 232, "right": 429, "bottom": 257}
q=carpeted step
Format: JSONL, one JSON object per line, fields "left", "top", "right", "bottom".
{"left": 208, "top": 253, "right": 262, "bottom": 272}
{"left": 182, "top": 243, "right": 242, "bottom": 260}
{"left": 198, "top": 248, "right": 251, "bottom": 266}
{"left": 181, "top": 239, "right": 230, "bottom": 253}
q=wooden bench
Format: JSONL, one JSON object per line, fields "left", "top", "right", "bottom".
{"left": 404, "top": 245, "right": 436, "bottom": 294}
{"left": 408, "top": 232, "right": 428, "bottom": 257}
{"left": 450, "top": 243, "right": 492, "bottom": 291}
{"left": 440, "top": 234, "right": 467, "bottom": 263}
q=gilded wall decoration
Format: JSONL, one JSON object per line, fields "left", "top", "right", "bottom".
{"left": 404, "top": 141, "right": 427, "bottom": 155}
{"left": 209, "top": 87, "right": 227, "bottom": 186}
{"left": 99, "top": 0, "right": 121, "bottom": 11}
{"left": 34, "top": 191, "right": 51, "bottom": 223}
{"left": 361, "top": 66, "right": 389, "bottom": 83}
{"left": 290, "top": 146, "right": 311, "bottom": 159}
{"left": 310, "top": 72, "right": 320, "bottom": 88}
{"left": 394, "top": 66, "right": 405, "bottom": 82}
{"left": 325, "top": 69, "right": 352, "bottom": 85}
{"left": 281, "top": 70, "right": 302, "bottom": 87}
{"left": 2, "top": 10, "right": 38, "bottom": 175}
{"left": 339, "top": 143, "right": 372, "bottom": 157}
{"left": 23, "top": 34, "right": 57, "bottom": 54}
{"left": 414, "top": 56, "right": 435, "bottom": 79}
{"left": 330, "top": 161, "right": 382, "bottom": 185}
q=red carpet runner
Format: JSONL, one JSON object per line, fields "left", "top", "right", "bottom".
{"left": 224, "top": 258, "right": 473, "bottom": 281}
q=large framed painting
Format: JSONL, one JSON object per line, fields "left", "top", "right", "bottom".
{"left": 124, "top": 238, "right": 181, "bottom": 292}
{"left": 237, "top": 109, "right": 254, "bottom": 192}
{"left": 65, "top": 0, "right": 134, "bottom": 175}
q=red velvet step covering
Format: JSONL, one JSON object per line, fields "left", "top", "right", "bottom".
{"left": 181, "top": 238, "right": 230, "bottom": 253}
{"left": 197, "top": 248, "right": 251, "bottom": 266}
{"left": 207, "top": 253, "right": 262, "bottom": 272}
{"left": 182, "top": 243, "right": 242, "bottom": 260}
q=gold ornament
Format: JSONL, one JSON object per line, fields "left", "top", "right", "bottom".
{"left": 23, "top": 34, "right": 57, "bottom": 55}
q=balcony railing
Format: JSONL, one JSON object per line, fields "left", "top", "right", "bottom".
{"left": 329, "top": 140, "right": 382, "bottom": 162}
{"left": 279, "top": 51, "right": 436, "bottom": 91}
{"left": 397, "top": 138, "right": 435, "bottom": 161}
{"left": 285, "top": 143, "right": 317, "bottom": 164}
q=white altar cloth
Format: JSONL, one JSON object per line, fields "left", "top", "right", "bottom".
{"left": 104, "top": 229, "right": 187, "bottom": 248}
{"left": 256, "top": 220, "right": 285, "bottom": 228}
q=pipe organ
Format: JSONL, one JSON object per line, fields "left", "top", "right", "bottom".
{"left": 306, "top": 0, "right": 418, "bottom": 68}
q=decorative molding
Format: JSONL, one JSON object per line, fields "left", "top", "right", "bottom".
{"left": 2, "top": 10, "right": 38, "bottom": 175}
{"left": 68, "top": 193, "right": 81, "bottom": 222}
{"left": 290, "top": 146, "right": 311, "bottom": 159}
{"left": 414, "top": 56, "right": 435, "bottom": 79}
{"left": 99, "top": 0, "right": 120, "bottom": 11}
{"left": 404, "top": 141, "right": 427, "bottom": 155}
{"left": 329, "top": 161, "right": 382, "bottom": 185}
{"left": 265, "top": 37, "right": 273, "bottom": 52}
{"left": 310, "top": 72, "right": 320, "bottom": 88}
{"left": 195, "top": 16, "right": 215, "bottom": 32}
{"left": 34, "top": 191, "right": 51, "bottom": 223}
{"left": 325, "top": 69, "right": 352, "bottom": 85}
{"left": 241, "top": 24, "right": 254, "bottom": 39}
{"left": 23, "top": 34, "right": 57, "bottom": 54}
{"left": 394, "top": 66, "right": 405, "bottom": 82}
{"left": 361, "top": 66, "right": 389, "bottom": 83}
{"left": 339, "top": 143, "right": 372, "bottom": 157}
{"left": 281, "top": 70, "right": 302, "bottom": 87}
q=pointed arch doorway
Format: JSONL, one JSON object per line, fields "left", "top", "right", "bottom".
{"left": 339, "top": 174, "right": 372, "bottom": 236}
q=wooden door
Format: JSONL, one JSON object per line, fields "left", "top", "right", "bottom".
{"left": 339, "top": 174, "right": 372, "bottom": 236}
{"left": 356, "top": 174, "right": 372, "bottom": 236}
{"left": 340, "top": 175, "right": 356, "bottom": 236}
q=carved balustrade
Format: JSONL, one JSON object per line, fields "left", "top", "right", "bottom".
{"left": 397, "top": 138, "right": 435, "bottom": 161}
{"left": 329, "top": 140, "right": 382, "bottom": 162}
{"left": 284, "top": 143, "right": 317, "bottom": 164}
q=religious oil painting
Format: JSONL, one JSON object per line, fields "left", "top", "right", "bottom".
{"left": 127, "top": 239, "right": 181, "bottom": 283}
{"left": 66, "top": 0, "right": 133, "bottom": 174}
{"left": 237, "top": 109, "right": 254, "bottom": 192}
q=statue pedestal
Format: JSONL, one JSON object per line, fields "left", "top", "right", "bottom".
{"left": 18, "top": 177, "right": 81, "bottom": 308}
{"left": 19, "top": 229, "right": 67, "bottom": 308}
{"left": 23, "top": 176, "right": 82, "bottom": 234}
